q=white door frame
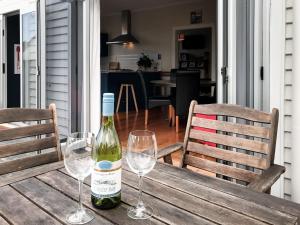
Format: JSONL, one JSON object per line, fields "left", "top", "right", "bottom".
{"left": 82, "top": 0, "right": 101, "bottom": 134}
{"left": 226, "top": 0, "right": 237, "bottom": 105}
{"left": 0, "top": 15, "right": 7, "bottom": 108}
{"left": 269, "top": 0, "right": 285, "bottom": 198}
{"left": 262, "top": 0, "right": 271, "bottom": 112}
{"left": 253, "top": 0, "right": 263, "bottom": 110}
{"left": 217, "top": 0, "right": 225, "bottom": 103}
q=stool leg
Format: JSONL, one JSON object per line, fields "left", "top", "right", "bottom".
{"left": 126, "top": 85, "right": 129, "bottom": 114}
{"left": 172, "top": 106, "right": 176, "bottom": 127}
{"left": 168, "top": 105, "right": 172, "bottom": 125}
{"left": 130, "top": 85, "right": 138, "bottom": 112}
{"left": 116, "top": 85, "right": 124, "bottom": 113}
{"left": 176, "top": 116, "right": 179, "bottom": 133}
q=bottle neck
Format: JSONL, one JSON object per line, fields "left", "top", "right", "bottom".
{"left": 101, "top": 115, "right": 114, "bottom": 126}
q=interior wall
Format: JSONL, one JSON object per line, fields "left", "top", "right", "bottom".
{"left": 101, "top": 0, "right": 217, "bottom": 71}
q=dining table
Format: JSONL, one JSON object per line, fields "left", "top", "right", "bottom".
{"left": 150, "top": 79, "right": 217, "bottom": 88}
{"left": 0, "top": 158, "right": 299, "bottom": 225}
{"left": 150, "top": 79, "right": 216, "bottom": 96}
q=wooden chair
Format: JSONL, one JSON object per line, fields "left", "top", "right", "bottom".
{"left": 137, "top": 71, "right": 172, "bottom": 125}
{"left": 170, "top": 71, "right": 200, "bottom": 132}
{"left": 0, "top": 104, "right": 62, "bottom": 175}
{"left": 158, "top": 101, "right": 285, "bottom": 193}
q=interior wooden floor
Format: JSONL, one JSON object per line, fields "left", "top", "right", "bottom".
{"left": 115, "top": 107, "right": 185, "bottom": 149}
{"left": 115, "top": 107, "right": 185, "bottom": 166}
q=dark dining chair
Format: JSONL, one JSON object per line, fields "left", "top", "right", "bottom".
{"left": 171, "top": 71, "right": 200, "bottom": 132}
{"left": 0, "top": 104, "right": 62, "bottom": 175}
{"left": 137, "top": 70, "right": 172, "bottom": 125}
{"left": 158, "top": 101, "right": 285, "bottom": 193}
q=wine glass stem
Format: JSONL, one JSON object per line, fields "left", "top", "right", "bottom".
{"left": 78, "top": 179, "right": 84, "bottom": 212}
{"left": 137, "top": 175, "right": 145, "bottom": 210}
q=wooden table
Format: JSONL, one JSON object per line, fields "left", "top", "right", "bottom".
{"left": 0, "top": 159, "right": 299, "bottom": 225}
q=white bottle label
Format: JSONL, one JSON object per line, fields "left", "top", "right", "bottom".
{"left": 91, "top": 160, "right": 121, "bottom": 198}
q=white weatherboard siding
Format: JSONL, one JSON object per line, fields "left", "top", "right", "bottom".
{"left": 283, "top": 0, "right": 293, "bottom": 200}
{"left": 46, "top": 0, "right": 70, "bottom": 138}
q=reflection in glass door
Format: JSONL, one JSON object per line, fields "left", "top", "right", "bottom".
{"left": 22, "top": 11, "right": 37, "bottom": 108}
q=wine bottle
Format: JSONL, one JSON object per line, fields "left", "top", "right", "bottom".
{"left": 91, "top": 93, "right": 122, "bottom": 209}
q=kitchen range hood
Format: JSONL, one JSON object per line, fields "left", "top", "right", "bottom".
{"left": 106, "top": 10, "right": 139, "bottom": 45}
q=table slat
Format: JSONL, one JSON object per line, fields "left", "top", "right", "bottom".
{"left": 121, "top": 170, "right": 268, "bottom": 225}
{"left": 37, "top": 170, "right": 165, "bottom": 225}
{"left": 12, "top": 177, "right": 114, "bottom": 225}
{"left": 0, "top": 186, "right": 61, "bottom": 225}
{"left": 48, "top": 170, "right": 215, "bottom": 225}
{"left": 122, "top": 163, "right": 296, "bottom": 225}
{"left": 154, "top": 162, "right": 300, "bottom": 219}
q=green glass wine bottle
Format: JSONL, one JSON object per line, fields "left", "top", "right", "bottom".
{"left": 91, "top": 93, "right": 122, "bottom": 209}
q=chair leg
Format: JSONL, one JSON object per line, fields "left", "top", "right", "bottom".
{"left": 168, "top": 105, "right": 172, "bottom": 125}
{"left": 116, "top": 84, "right": 124, "bottom": 113}
{"left": 172, "top": 107, "right": 176, "bottom": 127}
{"left": 130, "top": 85, "right": 139, "bottom": 113}
{"left": 176, "top": 116, "right": 179, "bottom": 133}
{"left": 145, "top": 109, "right": 149, "bottom": 125}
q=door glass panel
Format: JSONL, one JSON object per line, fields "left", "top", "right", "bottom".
{"left": 22, "top": 11, "right": 37, "bottom": 108}
{"left": 0, "top": 15, "right": 4, "bottom": 108}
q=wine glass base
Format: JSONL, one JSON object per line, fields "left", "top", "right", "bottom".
{"left": 127, "top": 205, "right": 153, "bottom": 220}
{"left": 66, "top": 208, "right": 94, "bottom": 224}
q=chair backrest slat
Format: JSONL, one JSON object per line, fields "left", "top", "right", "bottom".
{"left": 0, "top": 136, "right": 57, "bottom": 158}
{"left": 184, "top": 154, "right": 258, "bottom": 182}
{"left": 191, "top": 116, "right": 271, "bottom": 139}
{"left": 0, "top": 151, "right": 59, "bottom": 175}
{"left": 0, "top": 123, "right": 55, "bottom": 142}
{"left": 180, "top": 101, "right": 279, "bottom": 184}
{"left": 187, "top": 141, "right": 268, "bottom": 170}
{"left": 0, "top": 104, "right": 62, "bottom": 174}
{"left": 194, "top": 104, "right": 272, "bottom": 123}
{"left": 189, "top": 128, "right": 269, "bottom": 154}
{"left": 0, "top": 108, "right": 52, "bottom": 123}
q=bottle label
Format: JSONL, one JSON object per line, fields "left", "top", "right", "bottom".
{"left": 91, "top": 159, "right": 121, "bottom": 198}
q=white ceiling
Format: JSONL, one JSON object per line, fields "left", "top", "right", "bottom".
{"left": 101, "top": 0, "right": 203, "bottom": 16}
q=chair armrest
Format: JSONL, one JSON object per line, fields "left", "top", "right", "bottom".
{"left": 157, "top": 142, "right": 183, "bottom": 165}
{"left": 247, "top": 164, "right": 285, "bottom": 193}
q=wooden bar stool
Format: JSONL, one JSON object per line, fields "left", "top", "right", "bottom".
{"left": 116, "top": 84, "right": 138, "bottom": 114}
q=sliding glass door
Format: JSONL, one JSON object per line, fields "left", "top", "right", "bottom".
{"left": 21, "top": 7, "right": 38, "bottom": 109}
{"left": 218, "top": 0, "right": 269, "bottom": 110}
{"left": 0, "top": 15, "right": 6, "bottom": 108}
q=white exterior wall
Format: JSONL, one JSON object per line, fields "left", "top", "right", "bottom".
{"left": 45, "top": 0, "right": 71, "bottom": 138}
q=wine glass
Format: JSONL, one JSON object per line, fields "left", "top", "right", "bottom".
{"left": 64, "top": 132, "right": 95, "bottom": 224}
{"left": 126, "top": 130, "right": 157, "bottom": 219}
